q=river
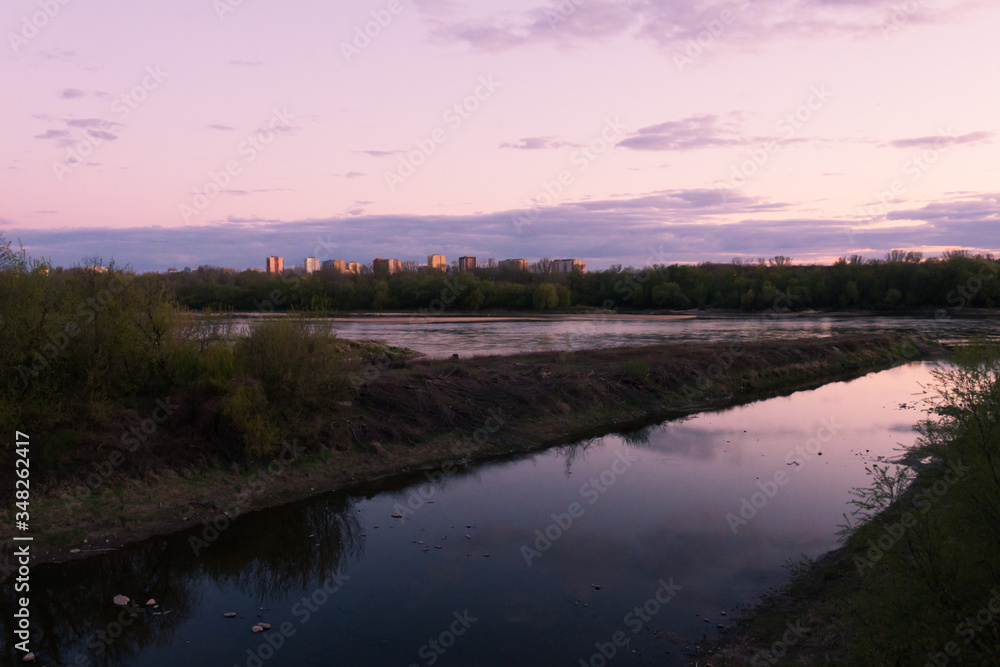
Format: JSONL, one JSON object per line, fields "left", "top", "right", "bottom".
{"left": 1, "top": 362, "right": 942, "bottom": 666}
{"left": 225, "top": 313, "right": 998, "bottom": 358}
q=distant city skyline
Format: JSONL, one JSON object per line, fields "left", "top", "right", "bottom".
{"left": 2, "top": 0, "right": 998, "bottom": 271}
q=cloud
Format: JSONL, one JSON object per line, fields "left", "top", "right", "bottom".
{"left": 885, "top": 130, "right": 993, "bottom": 150}
{"left": 355, "top": 149, "right": 405, "bottom": 158}
{"left": 618, "top": 115, "right": 747, "bottom": 151}
{"left": 13, "top": 190, "right": 999, "bottom": 271}
{"left": 344, "top": 171, "right": 364, "bottom": 179}
{"left": 34, "top": 129, "right": 70, "bottom": 141}
{"left": 66, "top": 118, "right": 121, "bottom": 130}
{"left": 208, "top": 123, "right": 235, "bottom": 131}
{"left": 428, "top": 0, "right": 988, "bottom": 53}
{"left": 499, "top": 136, "right": 581, "bottom": 150}
{"left": 59, "top": 88, "right": 86, "bottom": 99}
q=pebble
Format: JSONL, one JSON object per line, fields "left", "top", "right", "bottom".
{"left": 259, "top": 623, "right": 271, "bottom": 630}
{"left": 224, "top": 612, "right": 237, "bottom": 618}
{"left": 22, "top": 653, "right": 35, "bottom": 662}
{"left": 113, "top": 595, "right": 130, "bottom": 606}
{"left": 251, "top": 625, "right": 264, "bottom": 633}
{"left": 146, "top": 599, "right": 156, "bottom": 606}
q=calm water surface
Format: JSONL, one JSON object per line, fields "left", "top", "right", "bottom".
{"left": 1, "top": 362, "right": 942, "bottom": 666}
{"left": 272, "top": 314, "right": 995, "bottom": 358}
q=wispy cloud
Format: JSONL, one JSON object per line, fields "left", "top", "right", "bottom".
{"left": 59, "top": 88, "right": 86, "bottom": 99}
{"left": 500, "top": 136, "right": 582, "bottom": 150}
{"left": 885, "top": 130, "right": 993, "bottom": 150}
{"left": 618, "top": 115, "right": 747, "bottom": 151}
{"left": 355, "top": 149, "right": 405, "bottom": 158}
{"left": 208, "top": 123, "right": 235, "bottom": 131}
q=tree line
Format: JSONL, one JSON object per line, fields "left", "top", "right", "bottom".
{"left": 160, "top": 251, "right": 1000, "bottom": 314}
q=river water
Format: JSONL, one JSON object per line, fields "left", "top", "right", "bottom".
{"left": 230, "top": 313, "right": 998, "bottom": 358}
{"left": 1, "top": 362, "right": 942, "bottom": 666}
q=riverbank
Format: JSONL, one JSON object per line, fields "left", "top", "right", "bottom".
{"left": 694, "top": 343, "right": 1000, "bottom": 665}
{"left": 3, "top": 333, "right": 944, "bottom": 572}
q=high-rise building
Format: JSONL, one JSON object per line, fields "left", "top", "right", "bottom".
{"left": 428, "top": 254, "right": 447, "bottom": 271}
{"left": 347, "top": 262, "right": 361, "bottom": 274}
{"left": 373, "top": 258, "right": 402, "bottom": 275}
{"left": 553, "top": 258, "right": 586, "bottom": 273}
{"left": 266, "top": 256, "right": 283, "bottom": 274}
{"left": 303, "top": 257, "right": 320, "bottom": 274}
{"left": 458, "top": 256, "right": 477, "bottom": 271}
{"left": 499, "top": 258, "right": 529, "bottom": 271}
{"left": 322, "top": 259, "right": 347, "bottom": 272}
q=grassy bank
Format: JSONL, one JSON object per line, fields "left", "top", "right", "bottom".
{"left": 2, "top": 324, "right": 942, "bottom": 570}
{"left": 698, "top": 343, "right": 1000, "bottom": 665}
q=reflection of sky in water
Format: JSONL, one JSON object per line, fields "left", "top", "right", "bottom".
{"left": 241, "top": 315, "right": 996, "bottom": 358}
{"left": 1, "top": 363, "right": 940, "bottom": 666}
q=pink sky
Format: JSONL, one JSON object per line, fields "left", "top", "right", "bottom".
{"left": 1, "top": 0, "right": 998, "bottom": 270}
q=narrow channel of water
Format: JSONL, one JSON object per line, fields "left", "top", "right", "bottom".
{"left": 1, "top": 362, "right": 940, "bottom": 666}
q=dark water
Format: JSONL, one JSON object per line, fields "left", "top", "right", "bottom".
{"left": 2, "top": 363, "right": 940, "bottom": 666}
{"left": 321, "top": 314, "right": 995, "bottom": 358}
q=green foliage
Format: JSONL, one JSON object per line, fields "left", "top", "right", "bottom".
{"left": 532, "top": 283, "right": 559, "bottom": 310}
{"left": 161, "top": 253, "right": 999, "bottom": 314}
{"left": 0, "top": 234, "right": 346, "bottom": 468}
{"left": 821, "top": 343, "right": 1000, "bottom": 662}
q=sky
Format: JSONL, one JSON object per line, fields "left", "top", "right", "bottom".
{"left": 1, "top": 0, "right": 998, "bottom": 272}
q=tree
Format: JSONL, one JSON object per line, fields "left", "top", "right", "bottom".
{"left": 532, "top": 283, "right": 559, "bottom": 310}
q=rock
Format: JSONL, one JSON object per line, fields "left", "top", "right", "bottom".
{"left": 251, "top": 625, "right": 264, "bottom": 633}
{"left": 224, "top": 612, "right": 237, "bottom": 618}
{"left": 22, "top": 653, "right": 36, "bottom": 662}
{"left": 69, "top": 548, "right": 81, "bottom": 554}
{"left": 259, "top": 623, "right": 271, "bottom": 630}
{"left": 592, "top": 584, "right": 601, "bottom": 590}
{"left": 720, "top": 611, "right": 726, "bottom": 616}
{"left": 391, "top": 514, "right": 403, "bottom": 518}
{"left": 451, "top": 353, "right": 459, "bottom": 359}
{"left": 113, "top": 595, "right": 130, "bottom": 606}
{"left": 145, "top": 599, "right": 156, "bottom": 606}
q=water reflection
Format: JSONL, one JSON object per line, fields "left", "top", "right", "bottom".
{"left": 309, "top": 315, "right": 996, "bottom": 357}
{"left": 1, "top": 495, "right": 363, "bottom": 666}
{"left": 1, "top": 362, "right": 940, "bottom": 666}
